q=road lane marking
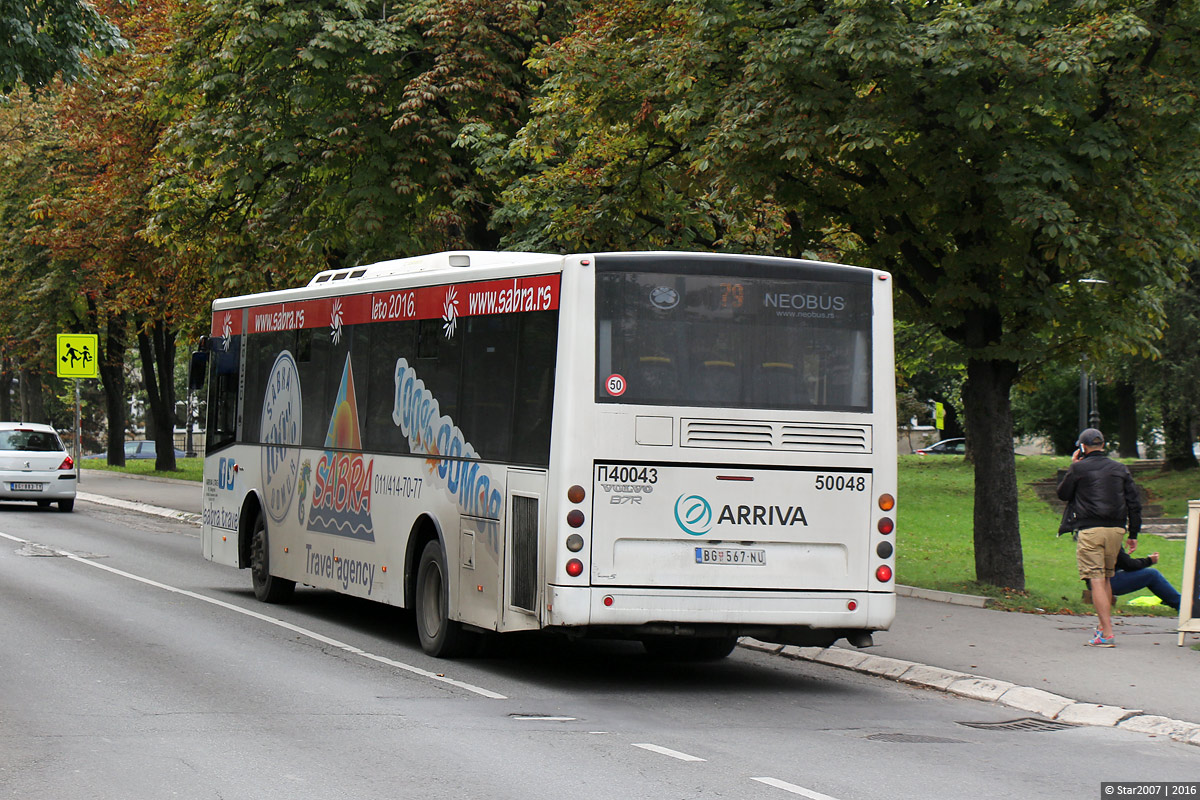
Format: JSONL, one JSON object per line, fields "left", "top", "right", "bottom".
{"left": 0, "top": 530, "right": 507, "bottom": 700}
{"left": 751, "top": 777, "right": 843, "bottom": 799}
{"left": 632, "top": 743, "right": 706, "bottom": 762}
{"left": 511, "top": 715, "right": 577, "bottom": 721}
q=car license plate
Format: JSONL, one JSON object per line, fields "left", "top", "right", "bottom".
{"left": 695, "top": 547, "right": 765, "bottom": 565}
{"left": 11, "top": 482, "right": 42, "bottom": 491}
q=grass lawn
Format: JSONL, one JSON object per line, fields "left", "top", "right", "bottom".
{"left": 900, "top": 454, "right": 1195, "bottom": 617}
{"left": 83, "top": 450, "right": 1194, "bottom": 617}
{"left": 82, "top": 456, "right": 204, "bottom": 482}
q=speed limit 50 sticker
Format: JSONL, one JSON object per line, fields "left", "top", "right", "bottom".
{"left": 605, "top": 373, "right": 627, "bottom": 397}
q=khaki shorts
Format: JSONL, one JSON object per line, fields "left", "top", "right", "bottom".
{"left": 1077, "top": 526, "right": 1126, "bottom": 579}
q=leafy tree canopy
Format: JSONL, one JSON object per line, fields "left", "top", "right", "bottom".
{"left": 499, "top": 0, "right": 1200, "bottom": 589}
{"left": 0, "top": 0, "right": 125, "bottom": 95}
{"left": 149, "top": 0, "right": 572, "bottom": 293}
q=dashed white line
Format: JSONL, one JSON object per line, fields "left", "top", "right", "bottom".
{"left": 751, "top": 777, "right": 843, "bottom": 799}
{"left": 0, "top": 530, "right": 506, "bottom": 700}
{"left": 632, "top": 743, "right": 706, "bottom": 762}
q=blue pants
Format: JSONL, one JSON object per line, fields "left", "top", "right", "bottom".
{"left": 1110, "top": 568, "right": 1181, "bottom": 610}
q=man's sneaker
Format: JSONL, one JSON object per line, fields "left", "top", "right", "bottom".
{"left": 1086, "top": 632, "right": 1115, "bottom": 647}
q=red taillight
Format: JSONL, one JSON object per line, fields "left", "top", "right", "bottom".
{"left": 566, "top": 510, "right": 585, "bottom": 528}
{"left": 58, "top": 456, "right": 74, "bottom": 470}
{"left": 876, "top": 565, "right": 893, "bottom": 583}
{"left": 603, "top": 595, "right": 614, "bottom": 607}
{"left": 877, "top": 517, "right": 894, "bottom": 535}
{"left": 847, "top": 600, "right": 858, "bottom": 611}
{"left": 566, "top": 559, "right": 584, "bottom": 577}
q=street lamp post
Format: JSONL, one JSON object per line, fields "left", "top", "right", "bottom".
{"left": 1077, "top": 278, "right": 1108, "bottom": 436}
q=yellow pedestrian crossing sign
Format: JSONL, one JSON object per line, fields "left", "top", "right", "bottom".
{"left": 56, "top": 334, "right": 99, "bottom": 379}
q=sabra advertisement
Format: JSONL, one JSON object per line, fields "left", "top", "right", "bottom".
{"left": 214, "top": 275, "right": 557, "bottom": 593}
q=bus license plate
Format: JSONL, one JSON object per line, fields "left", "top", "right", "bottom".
{"left": 11, "top": 482, "right": 42, "bottom": 491}
{"left": 695, "top": 547, "right": 765, "bottom": 566}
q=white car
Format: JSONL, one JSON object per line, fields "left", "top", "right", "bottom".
{"left": 0, "top": 422, "right": 77, "bottom": 512}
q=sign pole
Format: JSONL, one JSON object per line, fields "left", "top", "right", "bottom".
{"left": 74, "top": 378, "right": 82, "bottom": 481}
{"left": 55, "top": 333, "right": 99, "bottom": 476}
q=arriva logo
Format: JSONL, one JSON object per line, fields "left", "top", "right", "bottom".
{"left": 674, "top": 494, "right": 713, "bottom": 536}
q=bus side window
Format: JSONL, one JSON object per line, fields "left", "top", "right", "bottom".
{"left": 458, "top": 315, "right": 518, "bottom": 461}
{"left": 206, "top": 336, "right": 240, "bottom": 452}
{"left": 511, "top": 311, "right": 557, "bottom": 466}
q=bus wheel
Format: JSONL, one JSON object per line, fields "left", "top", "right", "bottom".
{"left": 692, "top": 636, "right": 739, "bottom": 660}
{"left": 250, "top": 514, "right": 294, "bottom": 603}
{"left": 643, "top": 636, "right": 738, "bottom": 661}
{"left": 415, "top": 540, "right": 475, "bottom": 658}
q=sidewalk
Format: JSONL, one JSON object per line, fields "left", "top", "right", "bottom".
{"left": 76, "top": 470, "right": 1200, "bottom": 746}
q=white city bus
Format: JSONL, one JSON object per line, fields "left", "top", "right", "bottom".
{"left": 195, "top": 251, "right": 896, "bottom": 658}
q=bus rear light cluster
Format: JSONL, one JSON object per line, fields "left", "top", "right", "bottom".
{"left": 876, "top": 565, "right": 893, "bottom": 583}
{"left": 566, "top": 485, "right": 587, "bottom": 575}
{"left": 877, "top": 517, "right": 894, "bottom": 535}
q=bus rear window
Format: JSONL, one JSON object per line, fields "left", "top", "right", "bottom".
{"left": 596, "top": 267, "right": 872, "bottom": 411}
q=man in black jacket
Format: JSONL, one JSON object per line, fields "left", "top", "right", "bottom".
{"left": 1056, "top": 428, "right": 1142, "bottom": 647}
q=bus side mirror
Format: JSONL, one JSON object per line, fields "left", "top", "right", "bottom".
{"left": 188, "top": 350, "right": 209, "bottom": 391}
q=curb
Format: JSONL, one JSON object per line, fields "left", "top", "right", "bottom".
{"left": 77, "top": 492, "right": 202, "bottom": 526}
{"left": 895, "top": 584, "right": 993, "bottom": 607}
{"left": 740, "top": 639, "right": 1200, "bottom": 747}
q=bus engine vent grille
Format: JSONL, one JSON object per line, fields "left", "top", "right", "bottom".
{"left": 779, "top": 423, "right": 871, "bottom": 453}
{"left": 510, "top": 495, "right": 539, "bottom": 612}
{"left": 681, "top": 419, "right": 871, "bottom": 453}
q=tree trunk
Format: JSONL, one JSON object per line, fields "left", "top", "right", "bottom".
{"left": 98, "top": 311, "right": 128, "bottom": 466}
{"left": 962, "top": 358, "right": 1025, "bottom": 591}
{"left": 0, "top": 359, "right": 12, "bottom": 421}
{"left": 137, "top": 321, "right": 178, "bottom": 472}
{"left": 1162, "top": 392, "right": 1197, "bottom": 471}
{"left": 1116, "top": 381, "right": 1138, "bottom": 459}
{"left": 18, "top": 368, "right": 47, "bottom": 423}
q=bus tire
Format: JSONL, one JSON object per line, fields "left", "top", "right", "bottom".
{"left": 642, "top": 635, "right": 738, "bottom": 661}
{"left": 415, "top": 539, "right": 475, "bottom": 658}
{"left": 250, "top": 513, "right": 294, "bottom": 603}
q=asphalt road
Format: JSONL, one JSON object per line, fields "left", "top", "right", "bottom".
{"left": 1, "top": 498, "right": 1196, "bottom": 800}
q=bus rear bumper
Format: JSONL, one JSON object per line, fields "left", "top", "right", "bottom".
{"left": 545, "top": 585, "right": 895, "bottom": 643}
